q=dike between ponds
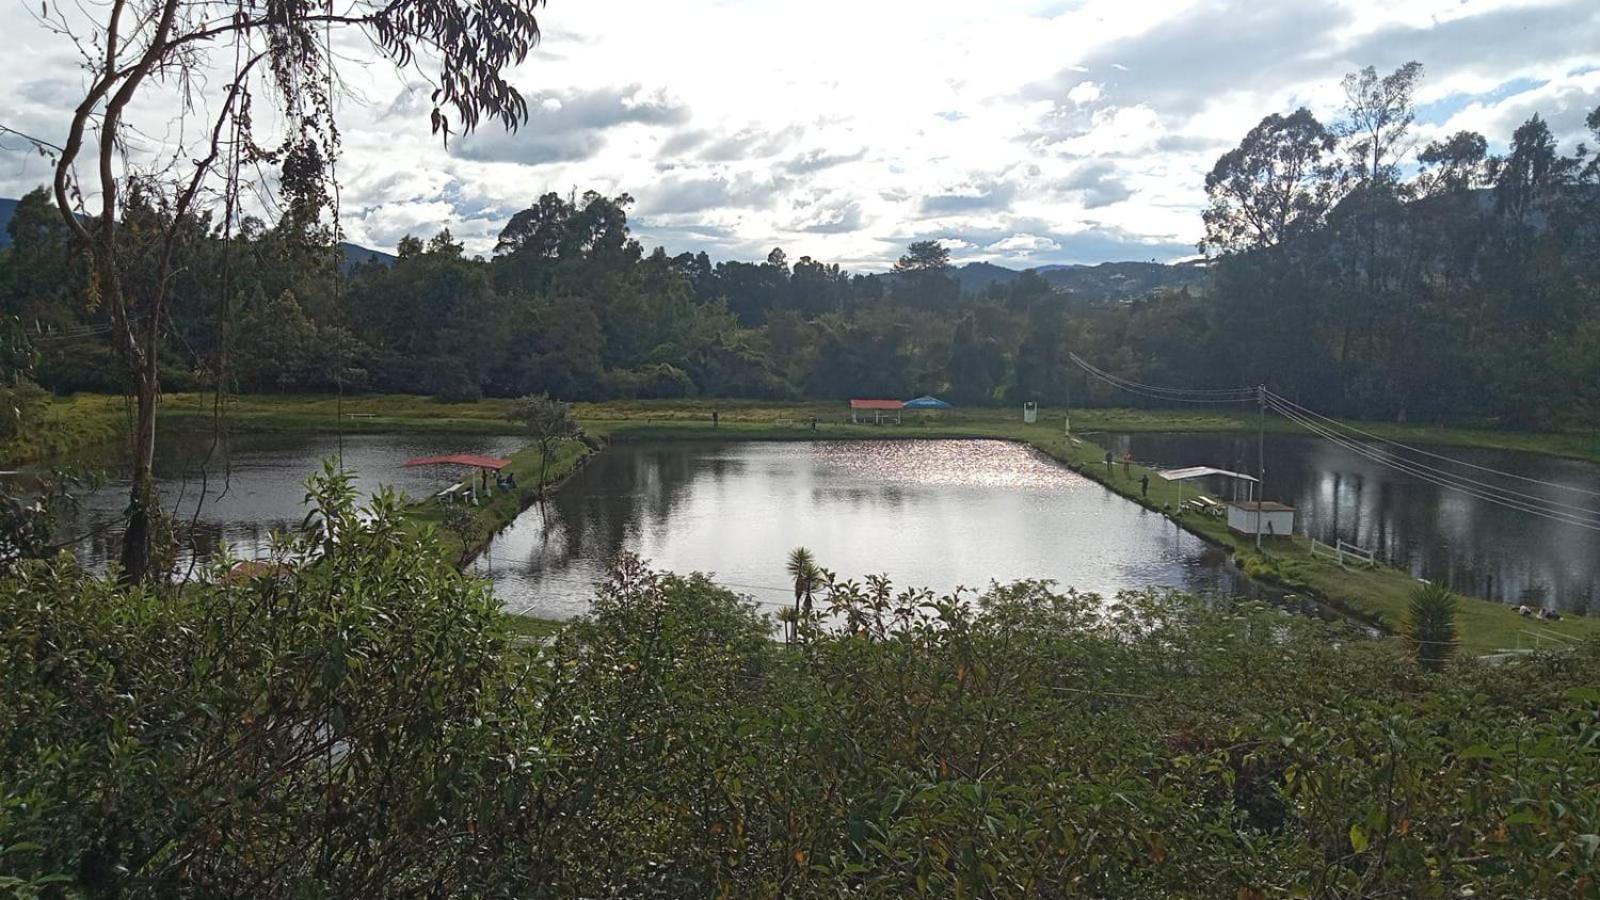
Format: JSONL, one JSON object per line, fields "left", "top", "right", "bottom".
{"left": 419, "top": 411, "right": 1600, "bottom": 656}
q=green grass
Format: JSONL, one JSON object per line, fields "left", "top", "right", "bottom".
{"left": 404, "top": 438, "right": 593, "bottom": 564}
{"left": 16, "top": 393, "right": 1600, "bottom": 465}
{"left": 1012, "top": 426, "right": 1600, "bottom": 655}
{"left": 13, "top": 393, "right": 1600, "bottom": 651}
{"left": 0, "top": 394, "right": 126, "bottom": 466}
{"left": 499, "top": 612, "right": 565, "bottom": 641}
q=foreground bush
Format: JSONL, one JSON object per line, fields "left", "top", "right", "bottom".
{"left": 2, "top": 476, "right": 1599, "bottom": 896}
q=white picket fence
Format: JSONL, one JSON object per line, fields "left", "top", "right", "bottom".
{"left": 1309, "top": 537, "right": 1379, "bottom": 569}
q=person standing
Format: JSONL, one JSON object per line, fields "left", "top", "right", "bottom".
{"left": 1140, "top": 474, "right": 1150, "bottom": 498}
{"left": 1122, "top": 449, "right": 1132, "bottom": 478}
{"left": 712, "top": 409, "right": 720, "bottom": 429}
{"left": 1104, "top": 450, "right": 1113, "bottom": 472}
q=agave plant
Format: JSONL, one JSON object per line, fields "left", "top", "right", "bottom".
{"left": 1402, "top": 582, "right": 1459, "bottom": 672}
{"left": 786, "top": 547, "right": 824, "bottom": 618}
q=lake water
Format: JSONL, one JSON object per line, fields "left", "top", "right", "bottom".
{"left": 1101, "top": 431, "right": 1600, "bottom": 613}
{"left": 469, "top": 440, "right": 1247, "bottom": 619}
{"left": 54, "top": 431, "right": 527, "bottom": 572}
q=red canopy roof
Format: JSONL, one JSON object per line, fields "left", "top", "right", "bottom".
{"left": 849, "top": 399, "right": 905, "bottom": 410}
{"left": 402, "top": 454, "right": 512, "bottom": 470}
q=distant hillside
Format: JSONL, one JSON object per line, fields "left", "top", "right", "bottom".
{"left": 947, "top": 258, "right": 1210, "bottom": 301}
{"left": 1033, "top": 260, "right": 1209, "bottom": 299}
{"left": 340, "top": 242, "right": 396, "bottom": 272}
{"left": 6, "top": 196, "right": 1202, "bottom": 301}
{"left": 1, "top": 196, "right": 396, "bottom": 271}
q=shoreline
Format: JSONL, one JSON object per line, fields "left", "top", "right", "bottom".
{"left": 15, "top": 394, "right": 1600, "bottom": 652}
{"left": 8, "top": 392, "right": 1600, "bottom": 467}
{"left": 437, "top": 414, "right": 1600, "bottom": 654}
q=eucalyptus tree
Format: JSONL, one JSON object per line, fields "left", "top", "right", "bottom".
{"left": 1340, "top": 61, "right": 1425, "bottom": 188}
{"left": 27, "top": 0, "right": 548, "bottom": 581}
{"left": 1199, "top": 108, "right": 1338, "bottom": 255}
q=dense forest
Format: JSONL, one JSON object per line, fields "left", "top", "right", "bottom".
{"left": 3, "top": 63, "right": 1599, "bottom": 428}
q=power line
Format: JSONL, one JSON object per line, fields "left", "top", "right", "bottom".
{"left": 1264, "top": 389, "right": 1600, "bottom": 500}
{"left": 1266, "top": 399, "right": 1600, "bottom": 532}
{"left": 1065, "top": 353, "right": 1600, "bottom": 534}
{"left": 1068, "top": 353, "right": 1257, "bottom": 405}
{"left": 1266, "top": 397, "right": 1600, "bottom": 521}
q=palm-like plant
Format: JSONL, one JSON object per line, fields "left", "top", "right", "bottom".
{"left": 1402, "top": 582, "right": 1459, "bottom": 672}
{"left": 786, "top": 547, "right": 824, "bottom": 619}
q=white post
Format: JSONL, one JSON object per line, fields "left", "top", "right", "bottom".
{"left": 1256, "top": 385, "right": 1266, "bottom": 550}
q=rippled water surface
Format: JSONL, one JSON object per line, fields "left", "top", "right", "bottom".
{"left": 1102, "top": 431, "right": 1600, "bottom": 613}
{"left": 472, "top": 440, "right": 1245, "bottom": 618}
{"left": 57, "top": 431, "right": 526, "bottom": 570}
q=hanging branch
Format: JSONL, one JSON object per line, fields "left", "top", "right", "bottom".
{"left": 36, "top": 0, "right": 548, "bottom": 581}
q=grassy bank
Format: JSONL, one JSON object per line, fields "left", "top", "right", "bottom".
{"left": 572, "top": 404, "right": 1600, "bottom": 654}
{"left": 13, "top": 394, "right": 1600, "bottom": 651}
{"left": 11, "top": 392, "right": 1600, "bottom": 465}
{"left": 405, "top": 438, "right": 594, "bottom": 565}
{"left": 400, "top": 436, "right": 594, "bottom": 638}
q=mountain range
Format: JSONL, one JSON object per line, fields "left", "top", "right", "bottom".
{"left": 2, "top": 197, "right": 1205, "bottom": 299}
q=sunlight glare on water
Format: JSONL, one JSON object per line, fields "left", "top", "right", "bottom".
{"left": 472, "top": 439, "right": 1243, "bottom": 619}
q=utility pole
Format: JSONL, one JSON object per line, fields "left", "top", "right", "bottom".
{"left": 1256, "top": 384, "right": 1266, "bottom": 551}
{"left": 1064, "top": 376, "right": 1071, "bottom": 437}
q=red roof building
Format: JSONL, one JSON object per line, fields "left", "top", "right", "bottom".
{"left": 402, "top": 454, "right": 512, "bottom": 470}
{"left": 849, "top": 399, "right": 904, "bottom": 424}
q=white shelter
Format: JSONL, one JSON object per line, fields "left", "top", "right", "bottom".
{"left": 1156, "top": 466, "right": 1259, "bottom": 513}
{"left": 1227, "top": 501, "right": 1296, "bottom": 537}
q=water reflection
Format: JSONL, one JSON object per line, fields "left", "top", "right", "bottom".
{"left": 1104, "top": 432, "right": 1600, "bottom": 613}
{"left": 56, "top": 431, "right": 526, "bottom": 571}
{"left": 472, "top": 440, "right": 1250, "bottom": 619}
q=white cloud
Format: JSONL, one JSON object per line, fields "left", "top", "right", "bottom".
{"left": 988, "top": 233, "right": 1061, "bottom": 253}
{"left": 1, "top": 0, "right": 1596, "bottom": 269}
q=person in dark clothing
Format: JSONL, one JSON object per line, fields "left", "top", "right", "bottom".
{"left": 712, "top": 409, "right": 720, "bottom": 428}
{"left": 1104, "top": 450, "right": 1113, "bottom": 471}
{"left": 810, "top": 416, "right": 817, "bottom": 431}
{"left": 1140, "top": 474, "right": 1150, "bottom": 498}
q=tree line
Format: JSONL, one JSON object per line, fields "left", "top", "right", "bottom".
{"left": 5, "top": 63, "right": 1600, "bottom": 428}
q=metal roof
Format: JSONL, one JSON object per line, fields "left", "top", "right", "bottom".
{"left": 1228, "top": 500, "right": 1295, "bottom": 512}
{"left": 849, "top": 399, "right": 905, "bottom": 410}
{"left": 402, "top": 454, "right": 512, "bottom": 470}
{"left": 1156, "top": 465, "right": 1259, "bottom": 483}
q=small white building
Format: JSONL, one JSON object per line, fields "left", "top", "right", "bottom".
{"left": 1227, "top": 501, "right": 1295, "bottom": 537}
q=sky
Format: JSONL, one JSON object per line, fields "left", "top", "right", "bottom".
{"left": 2, "top": 0, "right": 1598, "bottom": 270}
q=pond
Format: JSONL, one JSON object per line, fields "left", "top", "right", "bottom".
{"left": 1100, "top": 431, "right": 1600, "bottom": 614}
{"left": 470, "top": 440, "right": 1252, "bottom": 620}
{"left": 54, "top": 431, "right": 527, "bottom": 573}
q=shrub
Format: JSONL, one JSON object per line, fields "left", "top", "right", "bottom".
{"left": 1403, "top": 581, "right": 1460, "bottom": 671}
{"left": 0, "top": 466, "right": 540, "bottom": 896}
{"left": 5, "top": 512, "right": 1599, "bottom": 896}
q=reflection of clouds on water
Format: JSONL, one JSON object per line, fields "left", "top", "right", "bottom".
{"left": 1113, "top": 431, "right": 1600, "bottom": 614}
{"left": 478, "top": 439, "right": 1251, "bottom": 620}
{"left": 811, "top": 440, "right": 1089, "bottom": 491}
{"left": 64, "top": 432, "right": 526, "bottom": 572}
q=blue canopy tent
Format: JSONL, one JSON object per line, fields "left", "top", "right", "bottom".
{"left": 903, "top": 395, "right": 952, "bottom": 409}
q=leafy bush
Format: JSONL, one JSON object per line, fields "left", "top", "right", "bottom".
{"left": 0, "top": 467, "right": 540, "bottom": 896}
{"left": 3, "top": 495, "right": 1598, "bottom": 897}
{"left": 1403, "top": 581, "right": 1460, "bottom": 671}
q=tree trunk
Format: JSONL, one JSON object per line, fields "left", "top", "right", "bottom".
{"left": 119, "top": 369, "right": 158, "bottom": 582}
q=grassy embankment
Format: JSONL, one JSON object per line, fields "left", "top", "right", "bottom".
{"left": 581, "top": 402, "right": 1600, "bottom": 654}
{"left": 12, "top": 394, "right": 1600, "bottom": 652}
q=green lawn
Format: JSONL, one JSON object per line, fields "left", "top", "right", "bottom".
{"left": 13, "top": 393, "right": 1600, "bottom": 652}
{"left": 12, "top": 392, "right": 1600, "bottom": 465}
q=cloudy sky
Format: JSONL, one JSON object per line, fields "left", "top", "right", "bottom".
{"left": 2, "top": 0, "right": 1598, "bottom": 269}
